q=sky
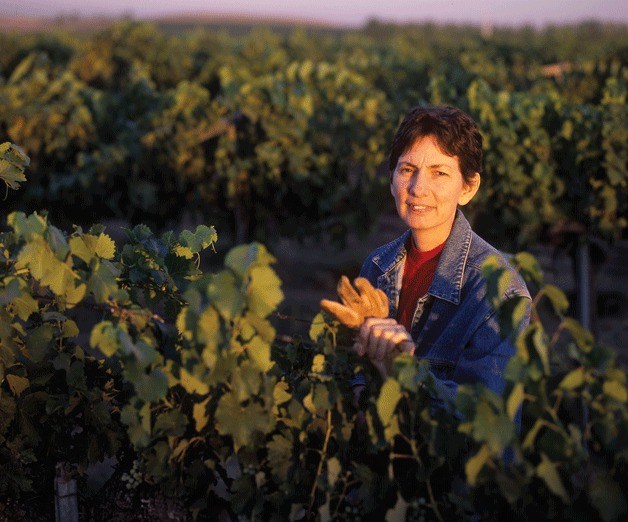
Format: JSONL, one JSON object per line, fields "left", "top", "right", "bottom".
{"left": 1, "top": 0, "right": 626, "bottom": 27}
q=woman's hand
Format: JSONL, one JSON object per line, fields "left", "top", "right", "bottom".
{"left": 353, "top": 317, "right": 415, "bottom": 379}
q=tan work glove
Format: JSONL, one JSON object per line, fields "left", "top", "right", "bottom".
{"left": 320, "top": 277, "right": 415, "bottom": 358}
{"left": 320, "top": 276, "right": 389, "bottom": 328}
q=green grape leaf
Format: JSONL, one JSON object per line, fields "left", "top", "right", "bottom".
{"left": 562, "top": 318, "right": 594, "bottom": 353}
{"left": 0, "top": 395, "right": 17, "bottom": 434}
{"left": 41, "top": 259, "right": 78, "bottom": 297}
{"left": 7, "top": 211, "right": 46, "bottom": 240}
{"left": 532, "top": 325, "right": 550, "bottom": 375}
{"left": 225, "top": 243, "right": 276, "bottom": 278}
{"left": 536, "top": 453, "right": 569, "bottom": 503}
{"left": 88, "top": 260, "right": 120, "bottom": 303}
{"left": 215, "top": 390, "right": 275, "bottom": 449}
{"left": 15, "top": 239, "right": 51, "bottom": 280}
{"left": 90, "top": 321, "right": 119, "bottom": 357}
{"left": 25, "top": 324, "right": 54, "bottom": 362}
{"left": 247, "top": 265, "right": 283, "bottom": 318}
{"left": 134, "top": 370, "right": 169, "bottom": 402}
{"left": 46, "top": 226, "right": 70, "bottom": 260}
{"left": 588, "top": 474, "right": 627, "bottom": 522}
{"left": 0, "top": 278, "right": 21, "bottom": 306}
{"left": 11, "top": 291, "right": 39, "bottom": 322}
{"left": 473, "top": 401, "right": 514, "bottom": 453}
{"left": 267, "top": 433, "right": 293, "bottom": 481}
{"left": 69, "top": 235, "right": 94, "bottom": 264}
{"left": 542, "top": 285, "right": 569, "bottom": 315}
{"left": 312, "top": 383, "right": 331, "bottom": 411}
{"left": 513, "top": 252, "right": 544, "bottom": 285}
{"left": 244, "top": 312, "right": 275, "bottom": 342}
{"left": 154, "top": 409, "right": 188, "bottom": 437}
{"left": 207, "top": 271, "right": 242, "bottom": 321}
{"left": 0, "top": 143, "right": 29, "bottom": 190}
{"left": 177, "top": 225, "right": 217, "bottom": 256}
{"left": 246, "top": 335, "right": 273, "bottom": 372}
{"left": 179, "top": 366, "right": 210, "bottom": 395}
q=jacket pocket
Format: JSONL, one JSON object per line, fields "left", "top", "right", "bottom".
{"left": 425, "top": 357, "right": 455, "bottom": 380}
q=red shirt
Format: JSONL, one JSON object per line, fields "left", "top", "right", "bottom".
{"left": 396, "top": 237, "right": 446, "bottom": 332}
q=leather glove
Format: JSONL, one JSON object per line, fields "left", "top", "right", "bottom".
{"left": 320, "top": 276, "right": 389, "bottom": 328}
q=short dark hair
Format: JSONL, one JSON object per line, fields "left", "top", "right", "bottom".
{"left": 389, "top": 106, "right": 483, "bottom": 184}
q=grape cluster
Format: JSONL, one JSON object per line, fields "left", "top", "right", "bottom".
{"left": 121, "top": 459, "right": 144, "bottom": 490}
{"left": 342, "top": 504, "right": 362, "bottom": 520}
{"left": 407, "top": 497, "right": 429, "bottom": 522}
{"left": 242, "top": 463, "right": 257, "bottom": 476}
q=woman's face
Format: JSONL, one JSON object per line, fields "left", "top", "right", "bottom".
{"left": 391, "top": 135, "right": 480, "bottom": 251}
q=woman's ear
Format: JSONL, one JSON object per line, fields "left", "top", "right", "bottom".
{"left": 458, "top": 173, "right": 480, "bottom": 206}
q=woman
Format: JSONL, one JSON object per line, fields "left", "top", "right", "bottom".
{"left": 352, "top": 106, "right": 531, "bottom": 402}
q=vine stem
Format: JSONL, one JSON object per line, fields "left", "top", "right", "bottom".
{"left": 426, "top": 478, "right": 444, "bottom": 522}
{"left": 307, "top": 409, "right": 333, "bottom": 520}
{"left": 331, "top": 476, "right": 357, "bottom": 518}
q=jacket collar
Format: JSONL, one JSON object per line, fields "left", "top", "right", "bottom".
{"left": 372, "top": 209, "right": 472, "bottom": 306}
{"left": 372, "top": 229, "right": 411, "bottom": 274}
{"left": 429, "top": 209, "right": 472, "bottom": 305}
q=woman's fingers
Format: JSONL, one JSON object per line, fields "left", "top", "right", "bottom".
{"left": 356, "top": 318, "right": 412, "bottom": 362}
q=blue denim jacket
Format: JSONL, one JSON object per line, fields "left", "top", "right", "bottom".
{"left": 358, "top": 209, "right": 531, "bottom": 402}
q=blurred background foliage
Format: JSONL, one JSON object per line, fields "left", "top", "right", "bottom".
{"left": 0, "top": 20, "right": 625, "bottom": 251}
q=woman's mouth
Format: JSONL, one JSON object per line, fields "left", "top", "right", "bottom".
{"left": 407, "top": 203, "right": 432, "bottom": 212}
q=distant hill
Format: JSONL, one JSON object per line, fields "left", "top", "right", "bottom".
{"left": 0, "top": 12, "right": 348, "bottom": 35}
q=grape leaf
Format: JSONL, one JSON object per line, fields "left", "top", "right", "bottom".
{"left": 377, "top": 379, "right": 402, "bottom": 427}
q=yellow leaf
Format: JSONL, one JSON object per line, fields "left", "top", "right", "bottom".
{"left": 327, "top": 457, "right": 341, "bottom": 487}
{"left": 61, "top": 320, "right": 79, "bottom": 338}
{"left": 273, "top": 381, "right": 291, "bottom": 406}
{"left": 303, "top": 391, "right": 316, "bottom": 414}
{"left": 507, "top": 382, "right": 524, "bottom": 420}
{"left": 63, "top": 282, "right": 87, "bottom": 308}
{"left": 194, "top": 398, "right": 210, "bottom": 432}
{"left": 603, "top": 380, "right": 627, "bottom": 402}
{"left": 6, "top": 374, "right": 29, "bottom": 396}
{"left": 171, "top": 439, "right": 189, "bottom": 462}
{"left": 179, "top": 367, "right": 209, "bottom": 395}
{"left": 523, "top": 419, "right": 544, "bottom": 449}
{"left": 377, "top": 379, "right": 402, "bottom": 427}
{"left": 82, "top": 233, "right": 116, "bottom": 259}
{"left": 466, "top": 444, "right": 491, "bottom": 486}
{"left": 246, "top": 335, "right": 273, "bottom": 372}
{"left": 559, "top": 367, "right": 585, "bottom": 390}
{"left": 311, "top": 354, "right": 325, "bottom": 373}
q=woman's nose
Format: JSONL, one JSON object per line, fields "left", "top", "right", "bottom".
{"left": 408, "top": 171, "right": 429, "bottom": 195}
